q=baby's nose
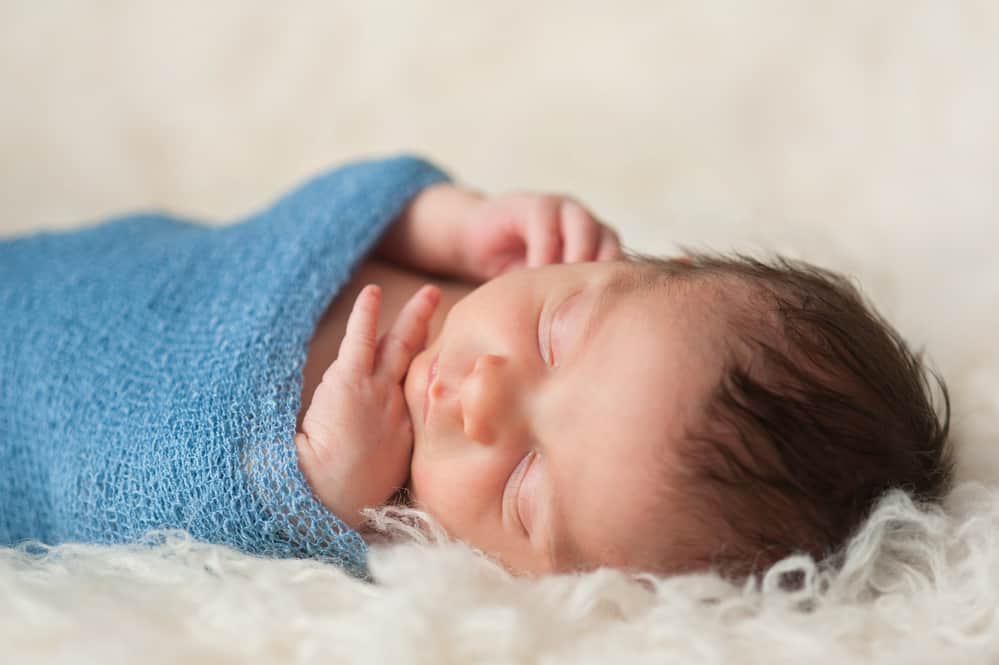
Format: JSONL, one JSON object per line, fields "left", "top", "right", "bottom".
{"left": 459, "top": 353, "right": 512, "bottom": 444}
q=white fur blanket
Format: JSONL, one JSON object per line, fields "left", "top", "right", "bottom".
{"left": 3, "top": 2, "right": 998, "bottom": 663}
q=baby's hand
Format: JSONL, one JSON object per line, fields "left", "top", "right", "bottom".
{"left": 294, "top": 284, "right": 439, "bottom": 530}
{"left": 456, "top": 193, "right": 623, "bottom": 282}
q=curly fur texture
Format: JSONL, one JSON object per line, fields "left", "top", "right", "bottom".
{"left": 2, "top": 484, "right": 999, "bottom": 663}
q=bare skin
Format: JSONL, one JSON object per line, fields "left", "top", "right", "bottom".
{"left": 297, "top": 259, "right": 473, "bottom": 436}
{"left": 295, "top": 181, "right": 732, "bottom": 577}
{"left": 293, "top": 183, "right": 732, "bottom": 577}
{"left": 296, "top": 184, "right": 622, "bottom": 523}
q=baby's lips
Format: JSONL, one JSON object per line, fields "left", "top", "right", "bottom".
{"left": 423, "top": 351, "right": 440, "bottom": 425}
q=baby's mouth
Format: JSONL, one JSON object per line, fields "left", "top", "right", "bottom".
{"left": 423, "top": 351, "right": 440, "bottom": 425}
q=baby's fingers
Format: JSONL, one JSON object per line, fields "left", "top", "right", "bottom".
{"left": 559, "top": 200, "right": 601, "bottom": 263}
{"left": 376, "top": 285, "right": 440, "bottom": 382}
{"left": 337, "top": 284, "right": 382, "bottom": 376}
{"left": 596, "top": 226, "right": 623, "bottom": 261}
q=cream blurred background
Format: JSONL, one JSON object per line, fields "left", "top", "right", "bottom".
{"left": 2, "top": 1, "right": 998, "bottom": 484}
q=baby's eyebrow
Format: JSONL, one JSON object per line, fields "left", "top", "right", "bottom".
{"left": 546, "top": 277, "right": 630, "bottom": 570}
{"left": 587, "top": 283, "right": 618, "bottom": 345}
{"left": 568, "top": 277, "right": 625, "bottom": 367}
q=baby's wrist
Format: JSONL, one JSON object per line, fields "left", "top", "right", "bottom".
{"left": 294, "top": 429, "right": 412, "bottom": 531}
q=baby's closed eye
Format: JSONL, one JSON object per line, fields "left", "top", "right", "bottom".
{"left": 515, "top": 450, "right": 543, "bottom": 534}
{"left": 505, "top": 450, "right": 538, "bottom": 536}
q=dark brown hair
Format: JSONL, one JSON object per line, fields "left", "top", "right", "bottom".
{"left": 626, "top": 250, "right": 955, "bottom": 581}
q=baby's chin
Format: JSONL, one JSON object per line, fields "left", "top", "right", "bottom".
{"left": 400, "top": 363, "right": 418, "bottom": 501}
{"left": 402, "top": 360, "right": 421, "bottom": 439}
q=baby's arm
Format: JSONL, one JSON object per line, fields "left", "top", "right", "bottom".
{"left": 295, "top": 283, "right": 438, "bottom": 530}
{"left": 373, "top": 183, "right": 483, "bottom": 280}
{"left": 374, "top": 184, "right": 623, "bottom": 284}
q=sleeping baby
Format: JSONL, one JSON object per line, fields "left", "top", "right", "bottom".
{"left": 0, "top": 154, "right": 954, "bottom": 581}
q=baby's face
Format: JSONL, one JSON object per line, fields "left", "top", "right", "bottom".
{"left": 402, "top": 260, "right": 725, "bottom": 575}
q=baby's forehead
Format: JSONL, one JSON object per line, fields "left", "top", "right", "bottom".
{"left": 617, "top": 263, "right": 749, "bottom": 322}
{"left": 543, "top": 266, "right": 748, "bottom": 569}
{"left": 602, "top": 280, "right": 731, "bottom": 419}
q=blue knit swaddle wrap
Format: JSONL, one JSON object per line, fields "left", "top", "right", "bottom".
{"left": 0, "top": 154, "right": 451, "bottom": 579}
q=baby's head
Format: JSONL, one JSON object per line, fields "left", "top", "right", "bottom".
{"left": 395, "top": 252, "right": 954, "bottom": 580}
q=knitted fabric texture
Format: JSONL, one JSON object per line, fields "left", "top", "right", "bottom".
{"left": 0, "top": 154, "right": 451, "bottom": 579}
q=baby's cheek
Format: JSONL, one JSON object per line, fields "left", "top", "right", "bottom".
{"left": 407, "top": 460, "right": 462, "bottom": 524}
{"left": 408, "top": 455, "right": 447, "bottom": 511}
